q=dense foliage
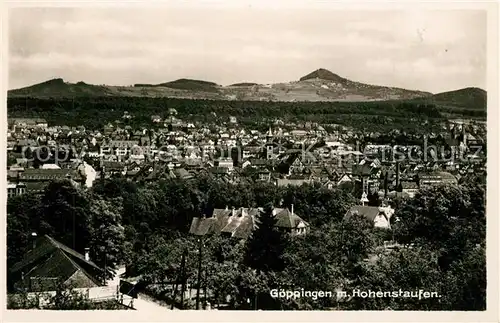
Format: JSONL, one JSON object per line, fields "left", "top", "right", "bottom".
{"left": 7, "top": 174, "right": 486, "bottom": 310}
{"left": 7, "top": 96, "right": 485, "bottom": 131}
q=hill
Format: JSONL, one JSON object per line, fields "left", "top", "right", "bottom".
{"left": 133, "top": 79, "right": 219, "bottom": 92}
{"left": 430, "top": 87, "right": 486, "bottom": 110}
{"left": 8, "top": 70, "right": 483, "bottom": 109}
{"left": 155, "top": 79, "right": 220, "bottom": 92}
{"left": 299, "top": 68, "right": 350, "bottom": 83}
{"left": 8, "top": 78, "right": 113, "bottom": 97}
{"left": 229, "top": 82, "right": 259, "bottom": 87}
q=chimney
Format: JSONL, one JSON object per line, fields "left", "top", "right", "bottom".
{"left": 231, "top": 207, "right": 235, "bottom": 217}
{"left": 84, "top": 248, "right": 90, "bottom": 261}
{"left": 291, "top": 204, "right": 294, "bottom": 215}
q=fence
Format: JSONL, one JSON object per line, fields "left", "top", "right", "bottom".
{"left": 18, "top": 285, "right": 134, "bottom": 308}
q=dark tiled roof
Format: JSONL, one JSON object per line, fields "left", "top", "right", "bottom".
{"left": 10, "top": 235, "right": 103, "bottom": 291}
{"left": 212, "top": 209, "right": 233, "bottom": 232}
{"left": 101, "top": 161, "right": 125, "bottom": 171}
{"left": 24, "top": 182, "right": 49, "bottom": 192}
{"left": 11, "top": 235, "right": 101, "bottom": 273}
{"left": 232, "top": 213, "right": 257, "bottom": 239}
{"left": 19, "top": 169, "right": 82, "bottom": 181}
{"left": 273, "top": 208, "right": 309, "bottom": 229}
{"left": 206, "top": 207, "right": 306, "bottom": 239}
{"left": 189, "top": 217, "right": 216, "bottom": 236}
{"left": 352, "top": 164, "right": 374, "bottom": 177}
{"left": 345, "top": 206, "right": 384, "bottom": 222}
{"left": 210, "top": 166, "right": 229, "bottom": 175}
{"left": 276, "top": 178, "right": 311, "bottom": 187}
{"left": 174, "top": 168, "right": 193, "bottom": 179}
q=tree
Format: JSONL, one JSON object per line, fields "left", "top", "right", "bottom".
{"left": 7, "top": 193, "right": 44, "bottom": 269}
{"left": 39, "top": 180, "right": 93, "bottom": 253}
{"left": 439, "top": 244, "right": 486, "bottom": 310}
{"left": 244, "top": 203, "right": 288, "bottom": 273}
{"left": 88, "top": 196, "right": 126, "bottom": 280}
{"left": 389, "top": 183, "right": 486, "bottom": 310}
{"left": 393, "top": 185, "right": 485, "bottom": 261}
{"left": 349, "top": 247, "right": 443, "bottom": 310}
{"left": 281, "top": 184, "right": 356, "bottom": 227}
{"left": 367, "top": 190, "right": 381, "bottom": 207}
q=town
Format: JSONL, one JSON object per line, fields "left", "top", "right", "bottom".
{"left": 6, "top": 107, "right": 487, "bottom": 311}
{"left": 6, "top": 112, "right": 486, "bottom": 198}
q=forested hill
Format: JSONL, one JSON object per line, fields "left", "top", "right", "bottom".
{"left": 7, "top": 96, "right": 486, "bottom": 132}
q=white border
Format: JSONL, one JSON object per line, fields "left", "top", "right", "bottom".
{"left": 1, "top": 1, "right": 498, "bottom": 322}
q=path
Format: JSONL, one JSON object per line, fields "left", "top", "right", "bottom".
{"left": 107, "top": 266, "right": 176, "bottom": 311}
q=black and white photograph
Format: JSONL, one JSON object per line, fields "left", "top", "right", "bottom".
{"left": 2, "top": 1, "right": 498, "bottom": 321}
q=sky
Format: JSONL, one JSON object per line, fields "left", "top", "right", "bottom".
{"left": 8, "top": 6, "right": 487, "bottom": 93}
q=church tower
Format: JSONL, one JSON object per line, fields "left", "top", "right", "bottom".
{"left": 266, "top": 127, "right": 274, "bottom": 160}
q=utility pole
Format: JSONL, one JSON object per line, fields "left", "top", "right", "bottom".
{"left": 104, "top": 251, "right": 107, "bottom": 285}
{"left": 73, "top": 214, "right": 75, "bottom": 250}
{"left": 195, "top": 237, "right": 203, "bottom": 310}
{"left": 174, "top": 249, "right": 187, "bottom": 309}
{"left": 179, "top": 249, "right": 187, "bottom": 309}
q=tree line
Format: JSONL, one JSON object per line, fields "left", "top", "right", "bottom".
{"left": 8, "top": 97, "right": 484, "bottom": 132}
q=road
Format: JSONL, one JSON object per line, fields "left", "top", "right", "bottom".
{"left": 107, "top": 266, "right": 177, "bottom": 311}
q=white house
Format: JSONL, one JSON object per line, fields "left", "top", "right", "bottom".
{"left": 344, "top": 205, "right": 394, "bottom": 229}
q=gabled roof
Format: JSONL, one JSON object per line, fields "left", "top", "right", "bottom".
{"left": 174, "top": 168, "right": 193, "bottom": 179}
{"left": 10, "top": 235, "right": 103, "bottom": 290}
{"left": 273, "top": 208, "right": 309, "bottom": 229}
{"left": 11, "top": 235, "right": 102, "bottom": 274}
{"left": 189, "top": 217, "right": 216, "bottom": 236}
{"left": 344, "top": 205, "right": 386, "bottom": 222}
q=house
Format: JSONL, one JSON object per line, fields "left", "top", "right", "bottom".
{"left": 191, "top": 206, "right": 310, "bottom": 239}
{"left": 109, "top": 140, "right": 139, "bottom": 157}
{"left": 257, "top": 169, "right": 272, "bottom": 182}
{"left": 400, "top": 181, "right": 419, "bottom": 198}
{"left": 336, "top": 173, "right": 353, "bottom": 186}
{"left": 7, "top": 182, "right": 27, "bottom": 198}
{"left": 272, "top": 206, "right": 309, "bottom": 235}
{"left": 18, "top": 169, "right": 84, "bottom": 193}
{"left": 217, "top": 158, "right": 234, "bottom": 173}
{"left": 275, "top": 178, "right": 312, "bottom": 187}
{"left": 9, "top": 235, "right": 104, "bottom": 292}
{"left": 344, "top": 205, "right": 394, "bottom": 229}
{"left": 417, "top": 172, "right": 458, "bottom": 188}
{"left": 10, "top": 118, "right": 48, "bottom": 129}
{"left": 151, "top": 115, "right": 162, "bottom": 123}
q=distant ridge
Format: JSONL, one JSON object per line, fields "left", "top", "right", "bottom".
{"left": 431, "top": 87, "right": 486, "bottom": 110}
{"left": 133, "top": 79, "right": 220, "bottom": 92}
{"left": 8, "top": 71, "right": 483, "bottom": 109}
{"left": 158, "top": 79, "right": 219, "bottom": 92}
{"left": 229, "top": 82, "right": 259, "bottom": 87}
{"left": 9, "top": 78, "right": 112, "bottom": 97}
